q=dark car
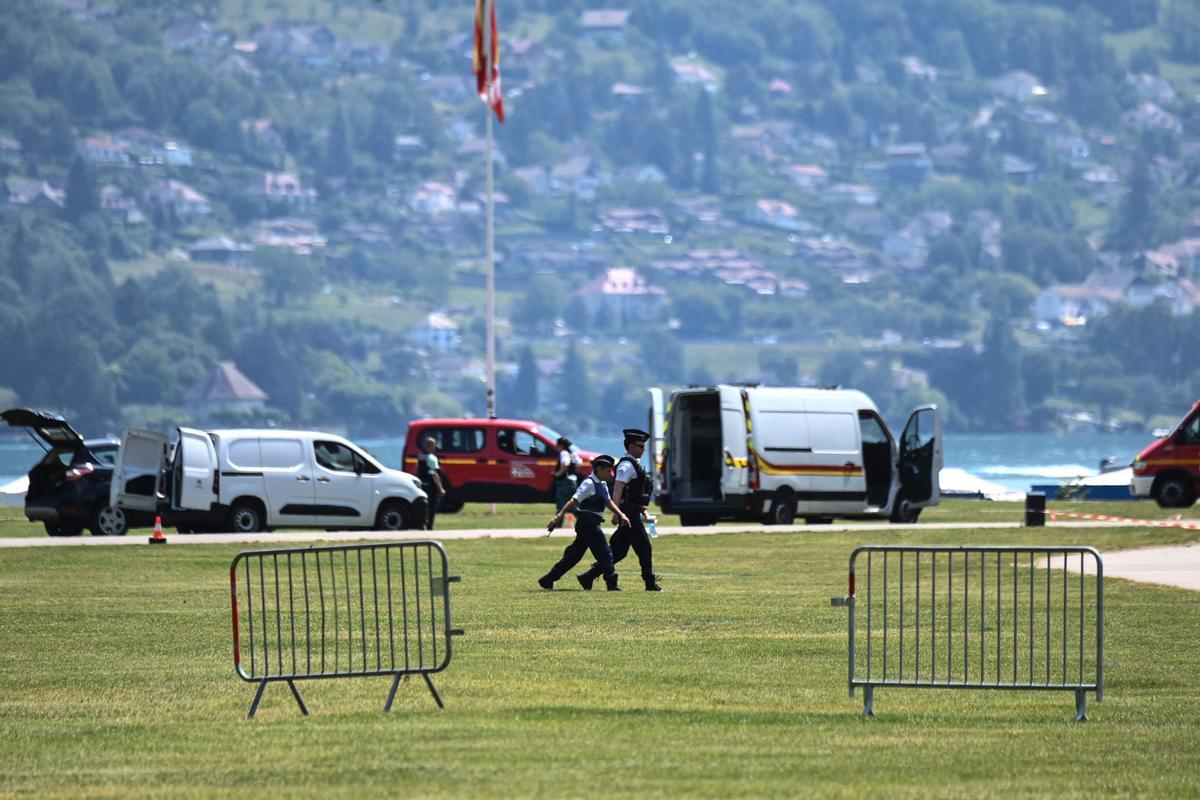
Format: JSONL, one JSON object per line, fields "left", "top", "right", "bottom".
{"left": 1, "top": 408, "right": 144, "bottom": 536}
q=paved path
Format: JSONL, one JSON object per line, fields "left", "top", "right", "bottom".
{"left": 0, "top": 519, "right": 1128, "bottom": 549}
{"left": 1058, "top": 541, "right": 1200, "bottom": 592}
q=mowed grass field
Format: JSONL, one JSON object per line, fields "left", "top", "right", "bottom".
{"left": 2, "top": 505, "right": 1200, "bottom": 797}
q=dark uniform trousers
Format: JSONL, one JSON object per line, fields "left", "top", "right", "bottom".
{"left": 543, "top": 514, "right": 617, "bottom": 585}
{"left": 422, "top": 484, "right": 439, "bottom": 530}
{"left": 584, "top": 505, "right": 654, "bottom": 583}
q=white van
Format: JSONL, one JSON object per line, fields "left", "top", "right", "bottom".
{"left": 111, "top": 428, "right": 428, "bottom": 533}
{"left": 648, "top": 385, "right": 941, "bottom": 525}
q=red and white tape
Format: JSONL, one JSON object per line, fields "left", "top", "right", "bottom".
{"left": 1048, "top": 510, "right": 1200, "bottom": 530}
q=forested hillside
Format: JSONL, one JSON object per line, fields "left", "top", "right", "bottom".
{"left": 1, "top": 0, "right": 1199, "bottom": 436}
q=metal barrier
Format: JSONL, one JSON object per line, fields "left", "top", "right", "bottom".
{"left": 230, "top": 540, "right": 463, "bottom": 718}
{"left": 832, "top": 546, "right": 1103, "bottom": 720}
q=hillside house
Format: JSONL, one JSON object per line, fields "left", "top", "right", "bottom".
{"left": 408, "top": 312, "right": 462, "bottom": 352}
{"left": 1122, "top": 103, "right": 1182, "bottom": 134}
{"left": 144, "top": 179, "right": 211, "bottom": 217}
{"left": 672, "top": 60, "right": 719, "bottom": 93}
{"left": 241, "top": 118, "right": 286, "bottom": 153}
{"left": 99, "top": 185, "right": 144, "bottom": 225}
{"left": 406, "top": 181, "right": 457, "bottom": 215}
{"left": 580, "top": 9, "right": 630, "bottom": 42}
{"left": 749, "top": 199, "right": 815, "bottom": 233}
{"left": 188, "top": 362, "right": 268, "bottom": 421}
{"left": 1130, "top": 73, "right": 1176, "bottom": 105}
{"left": 260, "top": 172, "right": 318, "bottom": 208}
{"left": 572, "top": 268, "right": 666, "bottom": 330}
{"left": 76, "top": 137, "right": 128, "bottom": 165}
{"left": 117, "top": 129, "right": 192, "bottom": 166}
{"left": 785, "top": 164, "right": 829, "bottom": 190}
{"left": 247, "top": 217, "right": 326, "bottom": 254}
{"left": 1003, "top": 154, "right": 1039, "bottom": 183}
{"left": 4, "top": 178, "right": 64, "bottom": 209}
{"left": 992, "top": 70, "right": 1047, "bottom": 102}
{"left": 885, "top": 144, "right": 932, "bottom": 185}
{"left": 188, "top": 237, "right": 254, "bottom": 265}
{"left": 596, "top": 207, "right": 669, "bottom": 236}
{"left": 551, "top": 156, "right": 603, "bottom": 200}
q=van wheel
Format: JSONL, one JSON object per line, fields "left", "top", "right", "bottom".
{"left": 90, "top": 504, "right": 128, "bottom": 536}
{"left": 44, "top": 522, "right": 82, "bottom": 537}
{"left": 375, "top": 500, "right": 412, "bottom": 531}
{"left": 1153, "top": 474, "right": 1196, "bottom": 508}
{"left": 680, "top": 513, "right": 717, "bottom": 527}
{"left": 889, "top": 495, "right": 922, "bottom": 523}
{"left": 764, "top": 490, "right": 796, "bottom": 525}
{"left": 439, "top": 496, "right": 464, "bottom": 514}
{"left": 228, "top": 500, "right": 265, "bottom": 533}
{"left": 804, "top": 516, "right": 833, "bottom": 525}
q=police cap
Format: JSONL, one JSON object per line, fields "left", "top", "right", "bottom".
{"left": 591, "top": 454, "right": 616, "bottom": 470}
{"left": 622, "top": 428, "right": 650, "bottom": 443}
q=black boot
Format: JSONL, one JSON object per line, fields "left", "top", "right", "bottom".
{"left": 538, "top": 575, "right": 554, "bottom": 590}
{"left": 605, "top": 573, "right": 621, "bottom": 591}
{"left": 577, "top": 573, "right": 594, "bottom": 591}
{"left": 645, "top": 575, "right": 663, "bottom": 592}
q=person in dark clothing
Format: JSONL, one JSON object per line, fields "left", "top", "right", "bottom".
{"left": 579, "top": 428, "right": 662, "bottom": 591}
{"left": 552, "top": 436, "right": 580, "bottom": 513}
{"left": 416, "top": 435, "right": 446, "bottom": 530}
{"left": 539, "top": 454, "right": 629, "bottom": 591}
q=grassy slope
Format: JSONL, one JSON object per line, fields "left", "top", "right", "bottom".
{"left": 1, "top": 518, "right": 1199, "bottom": 798}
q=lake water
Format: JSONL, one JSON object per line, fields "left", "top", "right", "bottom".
{"left": 0, "top": 430, "right": 1155, "bottom": 494}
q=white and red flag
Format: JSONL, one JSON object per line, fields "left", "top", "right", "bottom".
{"left": 472, "top": 0, "right": 504, "bottom": 122}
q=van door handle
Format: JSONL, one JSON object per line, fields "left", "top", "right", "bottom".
{"left": 296, "top": 475, "right": 310, "bottom": 482}
{"left": 316, "top": 476, "right": 331, "bottom": 483}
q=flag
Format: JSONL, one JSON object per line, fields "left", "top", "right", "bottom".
{"left": 472, "top": 0, "right": 504, "bottom": 122}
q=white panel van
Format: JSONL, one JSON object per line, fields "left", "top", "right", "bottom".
{"left": 112, "top": 428, "right": 427, "bottom": 532}
{"left": 649, "top": 385, "right": 941, "bottom": 525}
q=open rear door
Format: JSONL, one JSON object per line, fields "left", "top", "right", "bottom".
{"left": 111, "top": 429, "right": 168, "bottom": 512}
{"left": 647, "top": 388, "right": 665, "bottom": 495}
{"left": 898, "top": 405, "right": 942, "bottom": 507}
{"left": 174, "top": 427, "right": 218, "bottom": 511}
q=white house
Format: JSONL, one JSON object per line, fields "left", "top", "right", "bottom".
{"left": 408, "top": 312, "right": 462, "bottom": 352}
{"left": 992, "top": 70, "right": 1047, "bottom": 102}
{"left": 144, "top": 179, "right": 212, "bottom": 216}
{"left": 406, "top": 181, "right": 457, "bottom": 215}
{"left": 572, "top": 267, "right": 666, "bottom": 330}
{"left": 188, "top": 361, "right": 268, "bottom": 420}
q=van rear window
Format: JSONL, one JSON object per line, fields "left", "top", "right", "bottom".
{"left": 260, "top": 439, "right": 304, "bottom": 469}
{"left": 422, "top": 428, "right": 484, "bottom": 453}
{"left": 227, "top": 440, "right": 261, "bottom": 469}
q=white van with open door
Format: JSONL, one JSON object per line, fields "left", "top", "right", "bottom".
{"left": 650, "top": 385, "right": 941, "bottom": 525}
{"left": 113, "top": 428, "right": 428, "bottom": 532}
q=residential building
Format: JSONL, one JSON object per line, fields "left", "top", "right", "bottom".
{"left": 572, "top": 268, "right": 667, "bottom": 330}
{"left": 188, "top": 237, "right": 255, "bottom": 265}
{"left": 76, "top": 136, "right": 128, "bottom": 165}
{"left": 144, "top": 179, "right": 211, "bottom": 216}
{"left": 580, "top": 9, "right": 630, "bottom": 41}
{"left": 408, "top": 312, "right": 462, "bottom": 352}
{"left": 992, "top": 70, "right": 1047, "bottom": 102}
{"left": 260, "top": 172, "right": 318, "bottom": 208}
{"left": 188, "top": 361, "right": 268, "bottom": 420}
{"left": 406, "top": 181, "right": 457, "bottom": 215}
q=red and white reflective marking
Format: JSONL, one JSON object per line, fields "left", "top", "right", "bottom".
{"left": 1049, "top": 510, "right": 1200, "bottom": 530}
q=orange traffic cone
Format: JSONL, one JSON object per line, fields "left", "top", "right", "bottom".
{"left": 148, "top": 515, "right": 167, "bottom": 545}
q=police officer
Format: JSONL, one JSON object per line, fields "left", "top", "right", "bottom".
{"left": 539, "top": 454, "right": 628, "bottom": 591}
{"left": 416, "top": 435, "right": 446, "bottom": 530}
{"left": 552, "top": 436, "right": 580, "bottom": 512}
{"left": 579, "top": 428, "right": 662, "bottom": 591}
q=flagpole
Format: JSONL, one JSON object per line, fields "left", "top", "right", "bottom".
{"left": 484, "top": 0, "right": 496, "bottom": 422}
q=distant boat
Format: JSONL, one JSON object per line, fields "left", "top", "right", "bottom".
{"left": 1031, "top": 467, "right": 1135, "bottom": 500}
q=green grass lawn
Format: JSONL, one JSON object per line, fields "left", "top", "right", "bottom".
{"left": 1, "top": 518, "right": 1199, "bottom": 797}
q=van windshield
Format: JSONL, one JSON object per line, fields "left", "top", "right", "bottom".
{"left": 533, "top": 425, "right": 562, "bottom": 443}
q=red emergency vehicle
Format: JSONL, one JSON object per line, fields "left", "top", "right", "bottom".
{"left": 1130, "top": 400, "right": 1200, "bottom": 508}
{"left": 402, "top": 418, "right": 598, "bottom": 512}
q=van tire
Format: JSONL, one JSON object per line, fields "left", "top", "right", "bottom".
{"left": 804, "top": 516, "right": 833, "bottom": 525}
{"left": 764, "top": 490, "right": 796, "bottom": 525}
{"left": 680, "top": 512, "right": 717, "bottom": 527}
{"left": 374, "top": 500, "right": 412, "bottom": 531}
{"left": 889, "top": 495, "right": 922, "bottom": 523}
{"left": 439, "top": 496, "right": 464, "bottom": 514}
{"left": 44, "top": 521, "right": 82, "bottom": 537}
{"left": 227, "top": 499, "right": 266, "bottom": 533}
{"left": 89, "top": 504, "right": 129, "bottom": 536}
{"left": 1153, "top": 474, "right": 1196, "bottom": 508}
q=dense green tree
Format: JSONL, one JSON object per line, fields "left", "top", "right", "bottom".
{"left": 64, "top": 156, "right": 100, "bottom": 222}
{"left": 1110, "top": 149, "right": 1155, "bottom": 251}
{"left": 324, "top": 105, "right": 354, "bottom": 177}
{"left": 511, "top": 346, "right": 540, "bottom": 417}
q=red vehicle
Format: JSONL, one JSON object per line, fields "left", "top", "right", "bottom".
{"left": 402, "top": 419, "right": 598, "bottom": 512}
{"left": 1130, "top": 401, "right": 1200, "bottom": 508}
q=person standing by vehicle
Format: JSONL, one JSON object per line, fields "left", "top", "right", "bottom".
{"left": 579, "top": 428, "right": 661, "bottom": 591}
{"left": 552, "top": 436, "right": 580, "bottom": 514}
{"left": 416, "top": 436, "right": 446, "bottom": 530}
{"left": 540, "top": 454, "right": 628, "bottom": 591}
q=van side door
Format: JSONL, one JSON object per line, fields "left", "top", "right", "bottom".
{"left": 111, "top": 429, "right": 168, "bottom": 512}
{"left": 897, "top": 405, "right": 942, "bottom": 508}
{"left": 805, "top": 410, "right": 868, "bottom": 515}
{"left": 174, "top": 427, "right": 217, "bottom": 511}
{"left": 719, "top": 386, "right": 750, "bottom": 499}
{"left": 245, "top": 437, "right": 315, "bottom": 526}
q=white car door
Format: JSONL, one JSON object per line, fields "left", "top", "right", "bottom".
{"left": 719, "top": 386, "right": 750, "bottom": 499}
{"left": 255, "top": 438, "right": 316, "bottom": 526}
{"left": 174, "top": 427, "right": 217, "bottom": 511}
{"left": 311, "top": 439, "right": 374, "bottom": 526}
{"left": 111, "top": 429, "right": 168, "bottom": 512}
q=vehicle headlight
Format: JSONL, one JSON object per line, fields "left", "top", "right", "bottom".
{"left": 1132, "top": 460, "right": 1146, "bottom": 472}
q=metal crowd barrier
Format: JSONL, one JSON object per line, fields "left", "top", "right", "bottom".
{"left": 832, "top": 545, "right": 1103, "bottom": 721}
{"left": 230, "top": 541, "right": 463, "bottom": 718}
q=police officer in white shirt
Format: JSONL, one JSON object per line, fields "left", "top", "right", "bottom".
{"left": 579, "top": 428, "right": 662, "bottom": 591}
{"left": 539, "top": 454, "right": 628, "bottom": 591}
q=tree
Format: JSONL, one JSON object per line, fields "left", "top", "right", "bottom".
{"left": 510, "top": 276, "right": 563, "bottom": 335}
{"left": 512, "top": 346, "right": 540, "bottom": 417}
{"left": 1110, "top": 149, "right": 1154, "bottom": 251}
{"left": 64, "top": 156, "right": 99, "bottom": 222}
{"left": 255, "top": 249, "right": 322, "bottom": 307}
{"left": 324, "top": 105, "right": 354, "bottom": 177}
{"left": 558, "top": 338, "right": 592, "bottom": 419}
